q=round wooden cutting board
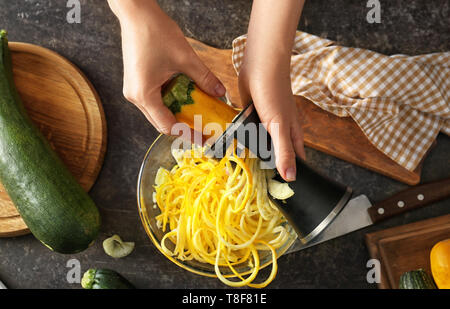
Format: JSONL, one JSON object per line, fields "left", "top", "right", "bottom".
{"left": 0, "top": 42, "right": 107, "bottom": 237}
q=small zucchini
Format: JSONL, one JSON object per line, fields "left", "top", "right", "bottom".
{"left": 399, "top": 269, "right": 437, "bottom": 289}
{"left": 81, "top": 268, "right": 135, "bottom": 289}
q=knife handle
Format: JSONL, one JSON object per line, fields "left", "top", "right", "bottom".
{"left": 368, "top": 177, "right": 450, "bottom": 223}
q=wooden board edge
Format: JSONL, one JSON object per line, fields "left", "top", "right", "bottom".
{"left": 0, "top": 216, "right": 30, "bottom": 237}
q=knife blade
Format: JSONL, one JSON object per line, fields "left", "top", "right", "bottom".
{"left": 0, "top": 278, "right": 7, "bottom": 289}
{"left": 287, "top": 177, "right": 450, "bottom": 253}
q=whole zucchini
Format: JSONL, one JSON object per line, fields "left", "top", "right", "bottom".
{"left": 81, "top": 269, "right": 135, "bottom": 289}
{"left": 398, "top": 269, "right": 437, "bottom": 289}
{"left": 0, "top": 31, "right": 100, "bottom": 253}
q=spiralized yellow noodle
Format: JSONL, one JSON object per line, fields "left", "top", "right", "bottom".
{"left": 154, "top": 147, "right": 292, "bottom": 288}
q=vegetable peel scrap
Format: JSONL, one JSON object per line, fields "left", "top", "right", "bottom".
{"left": 268, "top": 179, "right": 295, "bottom": 200}
{"left": 153, "top": 147, "right": 295, "bottom": 287}
{"left": 103, "top": 235, "right": 135, "bottom": 259}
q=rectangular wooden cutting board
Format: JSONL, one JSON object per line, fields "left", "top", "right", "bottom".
{"left": 187, "top": 38, "right": 427, "bottom": 185}
{"left": 365, "top": 214, "right": 450, "bottom": 289}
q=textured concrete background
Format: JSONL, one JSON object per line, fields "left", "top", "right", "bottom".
{"left": 0, "top": 0, "right": 448, "bottom": 289}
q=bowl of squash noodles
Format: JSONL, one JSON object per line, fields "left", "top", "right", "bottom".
{"left": 137, "top": 134, "right": 297, "bottom": 288}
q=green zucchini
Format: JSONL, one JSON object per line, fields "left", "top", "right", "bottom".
{"left": 81, "top": 269, "right": 135, "bottom": 289}
{"left": 398, "top": 269, "right": 437, "bottom": 289}
{"left": 0, "top": 31, "right": 100, "bottom": 253}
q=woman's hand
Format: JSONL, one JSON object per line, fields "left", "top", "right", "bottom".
{"left": 239, "top": 59, "right": 306, "bottom": 182}
{"left": 108, "top": 0, "right": 226, "bottom": 134}
{"left": 239, "top": 0, "right": 306, "bottom": 182}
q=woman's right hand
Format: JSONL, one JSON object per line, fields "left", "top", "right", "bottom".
{"left": 108, "top": 0, "right": 226, "bottom": 134}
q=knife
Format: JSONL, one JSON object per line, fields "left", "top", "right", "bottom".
{"left": 288, "top": 177, "right": 450, "bottom": 252}
{"left": 0, "top": 278, "right": 7, "bottom": 289}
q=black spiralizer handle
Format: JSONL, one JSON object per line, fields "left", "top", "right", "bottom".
{"left": 235, "top": 105, "right": 352, "bottom": 244}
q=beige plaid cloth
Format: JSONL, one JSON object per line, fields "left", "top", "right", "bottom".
{"left": 231, "top": 31, "right": 450, "bottom": 171}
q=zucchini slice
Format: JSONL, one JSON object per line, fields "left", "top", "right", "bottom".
{"left": 103, "top": 235, "right": 135, "bottom": 258}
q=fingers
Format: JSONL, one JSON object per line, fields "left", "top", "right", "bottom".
{"left": 291, "top": 120, "right": 306, "bottom": 160}
{"left": 237, "top": 75, "right": 252, "bottom": 108}
{"left": 267, "top": 119, "right": 297, "bottom": 182}
{"left": 181, "top": 53, "right": 226, "bottom": 97}
{"left": 270, "top": 121, "right": 306, "bottom": 182}
{"left": 126, "top": 90, "right": 175, "bottom": 135}
{"left": 124, "top": 84, "right": 177, "bottom": 135}
{"left": 136, "top": 104, "right": 158, "bottom": 129}
{"left": 142, "top": 91, "right": 177, "bottom": 135}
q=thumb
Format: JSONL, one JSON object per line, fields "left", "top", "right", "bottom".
{"left": 182, "top": 54, "right": 226, "bottom": 97}
{"left": 267, "top": 120, "right": 297, "bottom": 182}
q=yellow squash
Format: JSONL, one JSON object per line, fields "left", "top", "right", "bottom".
{"left": 162, "top": 74, "right": 238, "bottom": 140}
{"left": 430, "top": 238, "right": 450, "bottom": 289}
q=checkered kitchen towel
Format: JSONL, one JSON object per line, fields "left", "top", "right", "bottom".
{"left": 231, "top": 31, "right": 450, "bottom": 171}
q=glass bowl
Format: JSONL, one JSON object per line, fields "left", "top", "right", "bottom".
{"left": 137, "top": 134, "right": 297, "bottom": 278}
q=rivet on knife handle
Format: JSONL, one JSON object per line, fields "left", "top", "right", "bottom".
{"left": 368, "top": 177, "right": 450, "bottom": 223}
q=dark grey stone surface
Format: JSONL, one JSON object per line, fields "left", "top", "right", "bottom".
{"left": 0, "top": 0, "right": 448, "bottom": 289}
